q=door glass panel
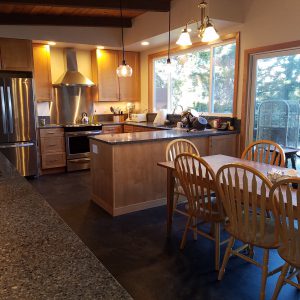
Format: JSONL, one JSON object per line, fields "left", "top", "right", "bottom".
{"left": 252, "top": 51, "right": 300, "bottom": 148}
{"left": 68, "top": 136, "right": 90, "bottom": 154}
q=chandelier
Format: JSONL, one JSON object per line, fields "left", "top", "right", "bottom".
{"left": 176, "top": 0, "right": 219, "bottom": 46}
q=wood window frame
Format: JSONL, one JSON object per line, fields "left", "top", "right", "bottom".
{"left": 148, "top": 32, "right": 240, "bottom": 115}
{"left": 240, "top": 39, "right": 300, "bottom": 155}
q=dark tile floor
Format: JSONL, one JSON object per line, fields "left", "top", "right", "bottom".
{"left": 30, "top": 171, "right": 299, "bottom": 300}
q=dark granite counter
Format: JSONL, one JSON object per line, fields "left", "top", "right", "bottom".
{"left": 0, "top": 153, "right": 132, "bottom": 299}
{"left": 90, "top": 128, "right": 238, "bottom": 145}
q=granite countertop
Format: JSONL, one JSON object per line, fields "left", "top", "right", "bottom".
{"left": 90, "top": 128, "right": 239, "bottom": 145}
{"left": 0, "top": 153, "right": 132, "bottom": 299}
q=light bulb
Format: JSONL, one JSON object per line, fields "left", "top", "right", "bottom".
{"left": 176, "top": 28, "right": 192, "bottom": 46}
{"left": 201, "top": 23, "right": 220, "bottom": 42}
{"left": 116, "top": 62, "right": 133, "bottom": 78}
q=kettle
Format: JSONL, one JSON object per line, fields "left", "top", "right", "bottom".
{"left": 81, "top": 112, "right": 89, "bottom": 124}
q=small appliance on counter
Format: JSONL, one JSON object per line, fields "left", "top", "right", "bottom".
{"left": 130, "top": 113, "right": 147, "bottom": 123}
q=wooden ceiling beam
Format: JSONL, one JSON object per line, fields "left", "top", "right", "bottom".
{"left": 0, "top": 0, "right": 171, "bottom": 12}
{"left": 0, "top": 13, "right": 132, "bottom": 27}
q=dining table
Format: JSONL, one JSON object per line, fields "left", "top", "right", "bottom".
{"left": 157, "top": 154, "right": 299, "bottom": 235}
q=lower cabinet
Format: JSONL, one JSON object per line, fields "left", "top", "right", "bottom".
{"left": 39, "top": 128, "right": 66, "bottom": 171}
{"left": 102, "top": 125, "right": 123, "bottom": 134}
{"left": 123, "top": 125, "right": 160, "bottom": 133}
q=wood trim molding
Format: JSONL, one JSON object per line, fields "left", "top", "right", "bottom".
{"left": 240, "top": 39, "right": 300, "bottom": 155}
{"left": 148, "top": 32, "right": 240, "bottom": 114}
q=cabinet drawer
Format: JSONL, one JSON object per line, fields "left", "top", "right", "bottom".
{"left": 40, "top": 128, "right": 64, "bottom": 138}
{"left": 40, "top": 136, "right": 65, "bottom": 154}
{"left": 102, "top": 125, "right": 123, "bottom": 134}
{"left": 41, "top": 153, "right": 66, "bottom": 169}
{"left": 124, "top": 125, "right": 134, "bottom": 133}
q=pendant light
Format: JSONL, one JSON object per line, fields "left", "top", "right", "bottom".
{"left": 166, "top": 8, "right": 171, "bottom": 67}
{"left": 116, "top": 0, "right": 132, "bottom": 78}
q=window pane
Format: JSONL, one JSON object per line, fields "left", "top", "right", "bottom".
{"left": 153, "top": 41, "right": 236, "bottom": 115}
{"left": 253, "top": 53, "right": 300, "bottom": 148}
{"left": 211, "top": 43, "right": 236, "bottom": 113}
{"left": 153, "top": 57, "right": 169, "bottom": 111}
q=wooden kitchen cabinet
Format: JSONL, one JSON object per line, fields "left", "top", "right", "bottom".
{"left": 102, "top": 125, "right": 123, "bottom": 134}
{"left": 91, "top": 49, "right": 120, "bottom": 102}
{"left": 118, "top": 51, "right": 140, "bottom": 102}
{"left": 33, "top": 44, "right": 53, "bottom": 101}
{"left": 0, "top": 38, "right": 33, "bottom": 71}
{"left": 91, "top": 49, "right": 140, "bottom": 102}
{"left": 124, "top": 124, "right": 159, "bottom": 133}
{"left": 39, "top": 128, "right": 66, "bottom": 170}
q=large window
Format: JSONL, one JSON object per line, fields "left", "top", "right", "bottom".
{"left": 153, "top": 41, "right": 236, "bottom": 115}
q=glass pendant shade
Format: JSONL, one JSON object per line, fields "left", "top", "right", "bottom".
{"left": 201, "top": 22, "right": 220, "bottom": 42}
{"left": 176, "top": 28, "right": 192, "bottom": 46}
{"left": 116, "top": 61, "right": 133, "bottom": 77}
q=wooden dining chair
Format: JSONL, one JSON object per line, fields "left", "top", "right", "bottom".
{"left": 241, "top": 140, "right": 286, "bottom": 167}
{"left": 166, "top": 139, "right": 200, "bottom": 217}
{"left": 175, "top": 153, "right": 226, "bottom": 270}
{"left": 270, "top": 178, "right": 300, "bottom": 300}
{"left": 216, "top": 163, "right": 281, "bottom": 300}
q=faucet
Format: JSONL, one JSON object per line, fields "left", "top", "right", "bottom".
{"left": 172, "top": 105, "right": 184, "bottom": 115}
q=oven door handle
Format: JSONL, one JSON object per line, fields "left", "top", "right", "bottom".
{"left": 65, "top": 130, "right": 102, "bottom": 137}
{"left": 68, "top": 158, "right": 91, "bottom": 163}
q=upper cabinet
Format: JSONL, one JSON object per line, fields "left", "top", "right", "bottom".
{"left": 91, "top": 49, "right": 120, "bottom": 102}
{"left": 91, "top": 49, "right": 140, "bottom": 102}
{"left": 33, "top": 44, "right": 53, "bottom": 102}
{"left": 0, "top": 38, "right": 33, "bottom": 71}
{"left": 118, "top": 51, "right": 140, "bottom": 102}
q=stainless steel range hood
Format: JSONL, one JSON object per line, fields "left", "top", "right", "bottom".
{"left": 53, "top": 48, "right": 94, "bottom": 87}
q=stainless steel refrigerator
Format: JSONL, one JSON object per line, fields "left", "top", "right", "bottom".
{"left": 0, "top": 72, "right": 37, "bottom": 177}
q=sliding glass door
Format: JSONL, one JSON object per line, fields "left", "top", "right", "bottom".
{"left": 248, "top": 48, "right": 300, "bottom": 148}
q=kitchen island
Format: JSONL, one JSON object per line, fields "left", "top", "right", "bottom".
{"left": 0, "top": 153, "right": 131, "bottom": 299}
{"left": 90, "top": 127, "right": 239, "bottom": 216}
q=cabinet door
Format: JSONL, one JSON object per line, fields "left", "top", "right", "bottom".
{"left": 118, "top": 51, "right": 140, "bottom": 102}
{"left": 33, "top": 44, "right": 53, "bottom": 101}
{"left": 91, "top": 49, "right": 120, "bottom": 102}
{"left": 102, "top": 125, "right": 123, "bottom": 134}
{"left": 0, "top": 38, "right": 33, "bottom": 71}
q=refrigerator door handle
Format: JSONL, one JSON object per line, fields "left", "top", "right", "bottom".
{"left": 7, "top": 86, "right": 13, "bottom": 134}
{"left": 0, "top": 142, "right": 35, "bottom": 149}
{"left": 0, "top": 86, "right": 7, "bottom": 134}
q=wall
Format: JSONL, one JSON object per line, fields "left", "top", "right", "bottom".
{"left": 139, "top": 0, "right": 300, "bottom": 118}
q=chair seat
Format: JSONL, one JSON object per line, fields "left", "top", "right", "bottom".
{"left": 278, "top": 236, "right": 300, "bottom": 268}
{"left": 225, "top": 215, "right": 279, "bottom": 249}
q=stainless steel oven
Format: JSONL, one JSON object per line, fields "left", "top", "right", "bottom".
{"left": 65, "top": 125, "right": 102, "bottom": 172}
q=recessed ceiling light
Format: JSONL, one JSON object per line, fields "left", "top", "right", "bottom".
{"left": 141, "top": 41, "right": 150, "bottom": 46}
{"left": 48, "top": 41, "right": 56, "bottom": 46}
{"left": 97, "top": 45, "right": 105, "bottom": 49}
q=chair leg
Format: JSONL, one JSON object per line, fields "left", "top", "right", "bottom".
{"left": 260, "top": 249, "right": 269, "bottom": 300}
{"left": 214, "top": 223, "right": 220, "bottom": 271}
{"left": 173, "top": 193, "right": 180, "bottom": 213}
{"left": 271, "top": 263, "right": 290, "bottom": 300}
{"left": 180, "top": 216, "right": 192, "bottom": 250}
{"left": 218, "top": 236, "right": 235, "bottom": 281}
{"left": 297, "top": 271, "right": 300, "bottom": 284}
{"left": 193, "top": 217, "right": 197, "bottom": 241}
